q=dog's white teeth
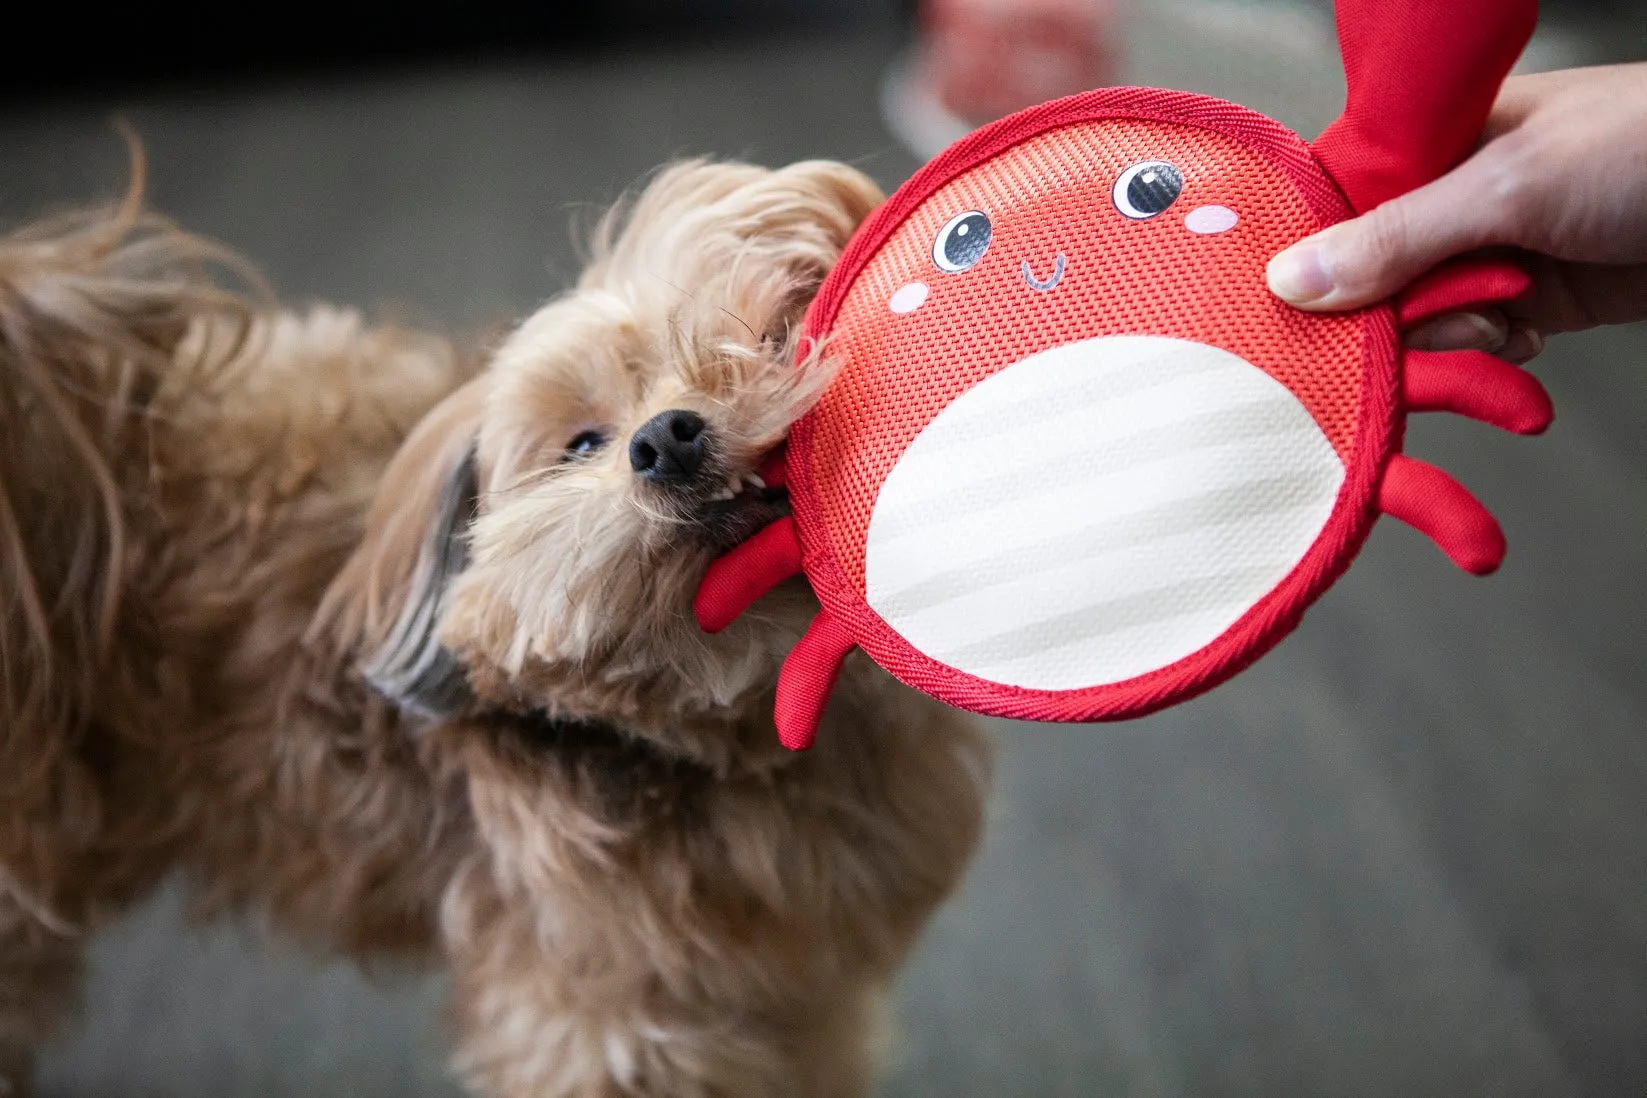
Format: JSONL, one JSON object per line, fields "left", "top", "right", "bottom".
{"left": 709, "top": 474, "right": 763, "bottom": 503}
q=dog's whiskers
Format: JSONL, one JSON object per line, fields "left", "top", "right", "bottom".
{"left": 716, "top": 305, "right": 758, "bottom": 343}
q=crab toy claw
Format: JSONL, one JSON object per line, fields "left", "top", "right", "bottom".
{"left": 1311, "top": 0, "right": 1539, "bottom": 213}
{"left": 1309, "top": 0, "right": 1551, "bottom": 577}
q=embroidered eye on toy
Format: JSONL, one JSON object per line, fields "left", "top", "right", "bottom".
{"left": 697, "top": 0, "right": 1551, "bottom": 750}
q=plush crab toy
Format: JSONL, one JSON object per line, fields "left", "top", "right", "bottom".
{"left": 698, "top": 0, "right": 1550, "bottom": 749}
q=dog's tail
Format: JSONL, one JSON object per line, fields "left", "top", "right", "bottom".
{"left": 0, "top": 135, "right": 259, "bottom": 818}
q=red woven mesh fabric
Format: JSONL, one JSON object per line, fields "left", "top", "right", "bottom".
{"left": 808, "top": 111, "right": 1367, "bottom": 593}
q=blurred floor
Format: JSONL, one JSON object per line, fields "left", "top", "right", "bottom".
{"left": 2, "top": 7, "right": 1645, "bottom": 1098}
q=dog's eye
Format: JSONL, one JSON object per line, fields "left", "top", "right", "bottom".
{"left": 564, "top": 430, "right": 608, "bottom": 460}
{"left": 1113, "top": 160, "right": 1184, "bottom": 219}
{"left": 932, "top": 210, "right": 992, "bottom": 273}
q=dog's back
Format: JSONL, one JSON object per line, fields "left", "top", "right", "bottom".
{"left": 0, "top": 178, "right": 470, "bottom": 1092}
{"left": 0, "top": 185, "right": 250, "bottom": 1091}
{"left": 0, "top": 188, "right": 248, "bottom": 890}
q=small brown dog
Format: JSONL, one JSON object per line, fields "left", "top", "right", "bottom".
{"left": 0, "top": 151, "right": 990, "bottom": 1097}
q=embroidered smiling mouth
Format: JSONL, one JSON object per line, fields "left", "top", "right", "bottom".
{"left": 1023, "top": 254, "right": 1066, "bottom": 291}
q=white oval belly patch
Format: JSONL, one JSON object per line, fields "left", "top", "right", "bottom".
{"left": 863, "top": 334, "right": 1345, "bottom": 691}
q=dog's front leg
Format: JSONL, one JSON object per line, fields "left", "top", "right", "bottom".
{"left": 445, "top": 906, "right": 887, "bottom": 1098}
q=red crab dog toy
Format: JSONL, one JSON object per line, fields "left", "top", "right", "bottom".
{"left": 698, "top": 0, "right": 1550, "bottom": 750}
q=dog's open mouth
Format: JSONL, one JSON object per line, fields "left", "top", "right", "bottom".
{"left": 697, "top": 465, "right": 791, "bottom": 549}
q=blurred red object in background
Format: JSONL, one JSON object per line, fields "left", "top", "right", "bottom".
{"left": 920, "top": 0, "right": 1124, "bottom": 126}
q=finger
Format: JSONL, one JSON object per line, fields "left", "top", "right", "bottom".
{"left": 1403, "top": 308, "right": 1509, "bottom": 352}
{"left": 1498, "top": 325, "right": 1545, "bottom": 366}
{"left": 1268, "top": 157, "right": 1507, "bottom": 311}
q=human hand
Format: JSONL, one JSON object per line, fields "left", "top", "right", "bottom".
{"left": 1266, "top": 62, "right": 1647, "bottom": 362}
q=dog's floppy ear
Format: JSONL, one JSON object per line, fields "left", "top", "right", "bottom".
{"left": 754, "top": 159, "right": 885, "bottom": 336}
{"left": 580, "top": 158, "right": 884, "bottom": 338}
{"left": 770, "top": 159, "right": 885, "bottom": 244}
{"left": 364, "top": 440, "right": 478, "bottom": 718}
{"left": 316, "top": 378, "right": 488, "bottom": 719}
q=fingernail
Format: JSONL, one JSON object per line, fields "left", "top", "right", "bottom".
{"left": 1500, "top": 326, "right": 1545, "bottom": 365}
{"left": 1266, "top": 242, "right": 1335, "bottom": 305}
{"left": 1405, "top": 310, "right": 1509, "bottom": 352}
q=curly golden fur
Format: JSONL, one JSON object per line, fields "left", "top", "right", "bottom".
{"left": 0, "top": 149, "right": 991, "bottom": 1097}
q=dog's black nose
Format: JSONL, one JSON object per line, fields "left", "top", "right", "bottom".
{"left": 629, "top": 409, "right": 707, "bottom": 482}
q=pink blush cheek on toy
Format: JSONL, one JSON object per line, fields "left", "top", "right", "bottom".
{"left": 889, "top": 281, "right": 930, "bottom": 314}
{"left": 1185, "top": 203, "right": 1239, "bottom": 234}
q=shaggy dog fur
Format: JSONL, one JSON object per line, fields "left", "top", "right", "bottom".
{"left": 0, "top": 150, "right": 991, "bottom": 1097}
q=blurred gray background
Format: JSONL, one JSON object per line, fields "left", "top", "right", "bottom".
{"left": 3, "top": 1, "right": 1645, "bottom": 1095}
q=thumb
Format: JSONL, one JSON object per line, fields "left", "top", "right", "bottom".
{"left": 1267, "top": 161, "right": 1502, "bottom": 311}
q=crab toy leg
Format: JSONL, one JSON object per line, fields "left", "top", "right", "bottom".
{"left": 694, "top": 449, "right": 854, "bottom": 750}
{"left": 693, "top": 446, "right": 799, "bottom": 630}
{"left": 695, "top": 522, "right": 854, "bottom": 750}
{"left": 694, "top": 516, "right": 804, "bottom": 632}
{"left": 1374, "top": 257, "right": 1553, "bottom": 575}
{"left": 772, "top": 611, "right": 856, "bottom": 750}
{"left": 1396, "top": 256, "right": 1553, "bottom": 437}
